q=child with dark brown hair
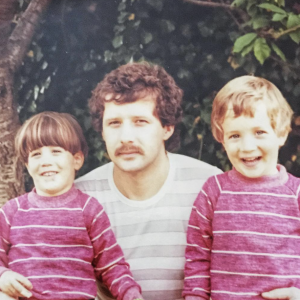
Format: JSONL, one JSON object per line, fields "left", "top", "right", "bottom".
{"left": 0, "top": 111, "right": 143, "bottom": 300}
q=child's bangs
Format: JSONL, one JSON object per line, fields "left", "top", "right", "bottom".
{"left": 25, "top": 116, "right": 79, "bottom": 155}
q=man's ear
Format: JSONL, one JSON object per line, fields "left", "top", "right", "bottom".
{"left": 163, "top": 125, "right": 175, "bottom": 141}
{"left": 74, "top": 152, "right": 85, "bottom": 171}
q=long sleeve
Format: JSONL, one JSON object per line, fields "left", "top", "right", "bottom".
{"left": 0, "top": 199, "right": 18, "bottom": 277}
{"left": 183, "top": 177, "right": 219, "bottom": 300}
{"left": 83, "top": 196, "right": 142, "bottom": 300}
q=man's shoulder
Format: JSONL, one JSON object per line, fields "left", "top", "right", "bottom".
{"left": 76, "top": 162, "right": 112, "bottom": 182}
{"left": 169, "top": 153, "right": 222, "bottom": 173}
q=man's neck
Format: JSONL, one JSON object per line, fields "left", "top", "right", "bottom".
{"left": 113, "top": 152, "right": 170, "bottom": 201}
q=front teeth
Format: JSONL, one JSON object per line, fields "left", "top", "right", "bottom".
{"left": 42, "top": 172, "right": 57, "bottom": 176}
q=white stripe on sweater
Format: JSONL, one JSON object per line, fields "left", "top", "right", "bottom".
{"left": 92, "top": 208, "right": 104, "bottom": 224}
{"left": 19, "top": 208, "right": 81, "bottom": 212}
{"left": 94, "top": 243, "right": 118, "bottom": 259}
{"left": 211, "top": 290, "right": 258, "bottom": 296}
{"left": 0, "top": 209, "right": 10, "bottom": 226}
{"left": 185, "top": 275, "right": 210, "bottom": 279}
{"left": 11, "top": 225, "right": 85, "bottom": 230}
{"left": 95, "top": 256, "right": 124, "bottom": 271}
{"left": 213, "top": 230, "right": 300, "bottom": 239}
{"left": 91, "top": 226, "right": 112, "bottom": 242}
{"left": 212, "top": 250, "right": 300, "bottom": 259}
{"left": 9, "top": 257, "right": 90, "bottom": 265}
{"left": 211, "top": 270, "right": 300, "bottom": 278}
{"left": 27, "top": 275, "right": 96, "bottom": 281}
{"left": 11, "top": 243, "right": 92, "bottom": 248}
{"left": 214, "top": 210, "right": 300, "bottom": 221}
{"left": 82, "top": 196, "right": 92, "bottom": 211}
{"left": 42, "top": 291, "right": 95, "bottom": 298}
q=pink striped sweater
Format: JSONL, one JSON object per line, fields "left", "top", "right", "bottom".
{"left": 183, "top": 165, "right": 300, "bottom": 300}
{"left": 0, "top": 186, "right": 142, "bottom": 300}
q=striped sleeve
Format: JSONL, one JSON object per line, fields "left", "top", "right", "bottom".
{"left": 82, "top": 196, "right": 142, "bottom": 300}
{"left": 0, "top": 198, "right": 18, "bottom": 276}
{"left": 183, "top": 176, "right": 220, "bottom": 300}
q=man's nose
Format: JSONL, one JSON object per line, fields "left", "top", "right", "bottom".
{"left": 120, "top": 123, "right": 135, "bottom": 143}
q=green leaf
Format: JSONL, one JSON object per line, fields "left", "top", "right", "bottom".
{"left": 287, "top": 14, "right": 300, "bottom": 43}
{"left": 254, "top": 38, "right": 271, "bottom": 64}
{"left": 275, "top": 0, "right": 285, "bottom": 7}
{"left": 271, "top": 43, "right": 286, "bottom": 61}
{"left": 252, "top": 16, "right": 270, "bottom": 29}
{"left": 112, "top": 35, "right": 123, "bottom": 48}
{"left": 233, "top": 33, "right": 257, "bottom": 53}
{"left": 272, "top": 13, "right": 287, "bottom": 22}
{"left": 241, "top": 42, "right": 254, "bottom": 57}
{"left": 289, "top": 31, "right": 300, "bottom": 44}
{"left": 287, "top": 14, "right": 300, "bottom": 28}
{"left": 231, "top": 0, "right": 246, "bottom": 7}
{"left": 258, "top": 3, "right": 286, "bottom": 14}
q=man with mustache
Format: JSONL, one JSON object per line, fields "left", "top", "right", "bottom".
{"left": 75, "top": 61, "right": 222, "bottom": 300}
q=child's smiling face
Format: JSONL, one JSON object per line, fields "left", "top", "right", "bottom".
{"left": 222, "top": 101, "right": 287, "bottom": 178}
{"left": 26, "top": 146, "right": 84, "bottom": 197}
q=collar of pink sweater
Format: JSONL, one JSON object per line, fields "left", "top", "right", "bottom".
{"left": 27, "top": 185, "right": 79, "bottom": 208}
{"left": 228, "top": 164, "right": 288, "bottom": 188}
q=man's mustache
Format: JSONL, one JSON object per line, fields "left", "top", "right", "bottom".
{"left": 115, "top": 145, "right": 144, "bottom": 156}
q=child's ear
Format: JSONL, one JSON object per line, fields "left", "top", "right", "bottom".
{"left": 73, "top": 152, "right": 84, "bottom": 171}
{"left": 278, "top": 132, "right": 288, "bottom": 147}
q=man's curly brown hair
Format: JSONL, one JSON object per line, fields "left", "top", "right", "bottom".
{"left": 89, "top": 62, "right": 183, "bottom": 151}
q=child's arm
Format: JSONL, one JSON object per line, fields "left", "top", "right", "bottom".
{"left": 183, "top": 178, "right": 217, "bottom": 300}
{"left": 0, "top": 200, "right": 32, "bottom": 299}
{"left": 83, "top": 197, "right": 143, "bottom": 300}
{"left": 262, "top": 287, "right": 300, "bottom": 299}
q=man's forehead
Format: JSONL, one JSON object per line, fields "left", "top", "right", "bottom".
{"left": 103, "top": 96, "right": 157, "bottom": 118}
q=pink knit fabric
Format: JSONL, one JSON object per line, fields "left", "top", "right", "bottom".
{"left": 0, "top": 186, "right": 142, "bottom": 300}
{"left": 183, "top": 165, "right": 300, "bottom": 300}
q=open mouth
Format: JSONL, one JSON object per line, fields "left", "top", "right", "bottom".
{"left": 41, "top": 171, "right": 58, "bottom": 176}
{"left": 241, "top": 156, "right": 261, "bottom": 166}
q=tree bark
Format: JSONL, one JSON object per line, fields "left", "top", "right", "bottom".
{"left": 0, "top": 0, "right": 51, "bottom": 206}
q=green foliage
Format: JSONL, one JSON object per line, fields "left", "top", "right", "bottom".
{"left": 232, "top": 0, "right": 300, "bottom": 65}
{"left": 15, "top": 0, "right": 300, "bottom": 190}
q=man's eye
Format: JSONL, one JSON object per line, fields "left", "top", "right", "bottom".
{"left": 109, "top": 121, "right": 120, "bottom": 126}
{"left": 136, "top": 119, "right": 147, "bottom": 124}
{"left": 256, "top": 130, "right": 265, "bottom": 135}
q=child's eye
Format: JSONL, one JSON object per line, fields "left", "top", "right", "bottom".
{"left": 30, "top": 152, "right": 41, "bottom": 157}
{"left": 229, "top": 134, "right": 239, "bottom": 139}
{"left": 52, "top": 149, "right": 62, "bottom": 153}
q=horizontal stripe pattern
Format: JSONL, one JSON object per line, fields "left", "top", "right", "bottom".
{"left": 183, "top": 166, "right": 300, "bottom": 299}
{"left": 76, "top": 153, "right": 222, "bottom": 300}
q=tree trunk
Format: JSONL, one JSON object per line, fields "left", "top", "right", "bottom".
{"left": 0, "top": 0, "right": 51, "bottom": 206}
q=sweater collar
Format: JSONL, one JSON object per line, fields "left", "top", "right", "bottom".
{"left": 27, "top": 185, "right": 78, "bottom": 208}
{"left": 227, "top": 164, "right": 288, "bottom": 188}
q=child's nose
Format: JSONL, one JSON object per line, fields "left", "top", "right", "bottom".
{"left": 240, "top": 136, "right": 256, "bottom": 152}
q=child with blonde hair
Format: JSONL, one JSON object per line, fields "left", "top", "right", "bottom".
{"left": 0, "top": 112, "right": 143, "bottom": 300}
{"left": 183, "top": 76, "right": 300, "bottom": 300}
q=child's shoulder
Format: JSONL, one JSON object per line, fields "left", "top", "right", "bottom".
{"left": 75, "top": 188, "right": 103, "bottom": 210}
{"left": 285, "top": 171, "right": 300, "bottom": 196}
